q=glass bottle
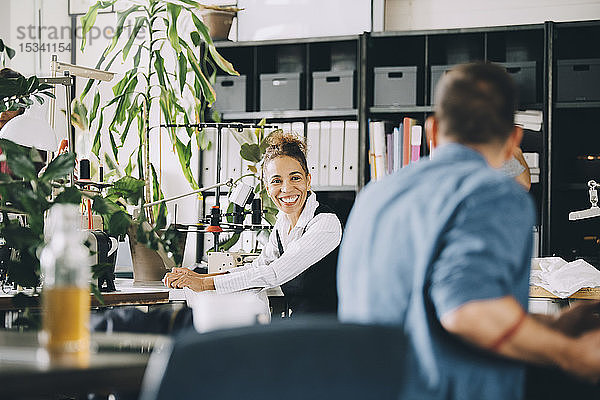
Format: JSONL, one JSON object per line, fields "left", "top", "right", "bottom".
{"left": 39, "top": 204, "right": 91, "bottom": 366}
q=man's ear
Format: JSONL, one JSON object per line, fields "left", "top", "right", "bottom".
{"left": 425, "top": 116, "right": 438, "bottom": 150}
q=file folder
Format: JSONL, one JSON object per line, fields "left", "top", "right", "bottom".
{"left": 343, "top": 120, "right": 359, "bottom": 186}
{"left": 329, "top": 121, "right": 345, "bottom": 186}
{"left": 291, "top": 121, "right": 305, "bottom": 137}
{"left": 226, "top": 130, "right": 242, "bottom": 180}
{"left": 372, "top": 121, "right": 386, "bottom": 181}
{"left": 306, "top": 122, "right": 321, "bottom": 186}
{"left": 201, "top": 127, "right": 217, "bottom": 186}
{"left": 319, "top": 121, "right": 331, "bottom": 186}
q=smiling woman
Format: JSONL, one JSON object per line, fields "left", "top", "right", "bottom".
{"left": 165, "top": 132, "right": 344, "bottom": 316}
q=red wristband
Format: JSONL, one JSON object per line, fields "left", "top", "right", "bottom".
{"left": 489, "top": 310, "right": 527, "bottom": 352}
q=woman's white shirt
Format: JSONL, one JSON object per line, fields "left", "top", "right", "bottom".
{"left": 213, "top": 193, "right": 342, "bottom": 293}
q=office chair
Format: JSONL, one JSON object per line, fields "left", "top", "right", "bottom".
{"left": 139, "top": 317, "right": 406, "bottom": 400}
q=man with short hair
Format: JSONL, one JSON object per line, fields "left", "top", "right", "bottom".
{"left": 337, "top": 62, "right": 600, "bottom": 399}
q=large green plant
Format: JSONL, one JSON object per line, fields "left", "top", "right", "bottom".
{"left": 79, "top": 0, "right": 238, "bottom": 216}
{"left": 0, "top": 140, "right": 80, "bottom": 289}
{"left": 0, "top": 74, "right": 55, "bottom": 113}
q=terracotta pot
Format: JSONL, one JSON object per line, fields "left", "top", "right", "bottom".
{"left": 203, "top": 11, "right": 235, "bottom": 41}
{"left": 128, "top": 224, "right": 188, "bottom": 284}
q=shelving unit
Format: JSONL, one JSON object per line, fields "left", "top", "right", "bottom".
{"left": 212, "top": 35, "right": 362, "bottom": 226}
{"left": 210, "top": 20, "right": 600, "bottom": 260}
{"left": 547, "top": 20, "right": 600, "bottom": 264}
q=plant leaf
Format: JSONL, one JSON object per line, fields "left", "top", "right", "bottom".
{"left": 103, "top": 4, "right": 142, "bottom": 57}
{"left": 89, "top": 91, "right": 100, "bottom": 127}
{"left": 54, "top": 186, "right": 82, "bottom": 204}
{"left": 185, "top": 47, "right": 215, "bottom": 105}
{"left": 41, "top": 152, "right": 75, "bottom": 181}
{"left": 91, "top": 111, "right": 103, "bottom": 157}
{"left": 178, "top": 53, "right": 187, "bottom": 93}
{"left": 166, "top": 3, "right": 182, "bottom": 53}
{"left": 122, "top": 16, "right": 145, "bottom": 60}
{"left": 80, "top": 0, "right": 116, "bottom": 51}
{"left": 240, "top": 143, "right": 261, "bottom": 163}
{"left": 190, "top": 12, "right": 239, "bottom": 76}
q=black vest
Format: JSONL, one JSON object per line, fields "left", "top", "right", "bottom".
{"left": 276, "top": 204, "right": 340, "bottom": 315}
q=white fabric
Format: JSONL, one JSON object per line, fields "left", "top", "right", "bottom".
{"left": 214, "top": 193, "right": 342, "bottom": 293}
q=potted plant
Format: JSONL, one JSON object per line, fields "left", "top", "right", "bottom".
{"left": 78, "top": 0, "right": 240, "bottom": 277}
{"left": 199, "top": 5, "right": 243, "bottom": 41}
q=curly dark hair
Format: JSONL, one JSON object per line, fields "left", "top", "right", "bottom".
{"left": 261, "top": 130, "right": 309, "bottom": 182}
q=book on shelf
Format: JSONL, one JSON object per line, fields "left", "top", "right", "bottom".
{"left": 368, "top": 119, "right": 423, "bottom": 182}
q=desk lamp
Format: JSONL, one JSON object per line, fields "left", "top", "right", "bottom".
{"left": 39, "top": 55, "right": 115, "bottom": 183}
{"left": 569, "top": 180, "right": 600, "bottom": 220}
{"left": 0, "top": 102, "right": 58, "bottom": 152}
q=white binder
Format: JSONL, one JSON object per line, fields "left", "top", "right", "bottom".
{"left": 281, "top": 122, "right": 292, "bottom": 133}
{"left": 291, "top": 121, "right": 305, "bottom": 137}
{"left": 306, "top": 121, "right": 320, "bottom": 186}
{"left": 201, "top": 127, "right": 217, "bottom": 186}
{"left": 226, "top": 130, "right": 241, "bottom": 180}
{"left": 319, "top": 121, "right": 331, "bottom": 187}
{"left": 216, "top": 128, "right": 228, "bottom": 184}
{"left": 329, "top": 120, "right": 345, "bottom": 186}
{"left": 343, "top": 120, "right": 359, "bottom": 186}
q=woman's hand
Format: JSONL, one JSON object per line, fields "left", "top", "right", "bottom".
{"left": 163, "top": 268, "right": 215, "bottom": 291}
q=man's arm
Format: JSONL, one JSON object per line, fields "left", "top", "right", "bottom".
{"left": 441, "top": 296, "right": 600, "bottom": 382}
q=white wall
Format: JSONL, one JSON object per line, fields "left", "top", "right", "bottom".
{"left": 384, "top": 0, "right": 600, "bottom": 31}
{"left": 236, "top": 0, "right": 372, "bottom": 41}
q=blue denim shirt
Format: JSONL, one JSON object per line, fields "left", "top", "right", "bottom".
{"left": 338, "top": 143, "right": 535, "bottom": 400}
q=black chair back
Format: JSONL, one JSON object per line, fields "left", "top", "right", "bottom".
{"left": 140, "top": 317, "right": 405, "bottom": 400}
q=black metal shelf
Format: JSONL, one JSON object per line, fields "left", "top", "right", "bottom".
{"left": 221, "top": 109, "right": 358, "bottom": 121}
{"left": 215, "top": 35, "right": 360, "bottom": 48}
{"left": 371, "top": 23, "right": 545, "bottom": 39}
{"left": 555, "top": 102, "right": 600, "bottom": 109}
{"left": 312, "top": 186, "right": 358, "bottom": 192}
{"left": 369, "top": 106, "right": 434, "bottom": 114}
{"left": 211, "top": 20, "right": 600, "bottom": 260}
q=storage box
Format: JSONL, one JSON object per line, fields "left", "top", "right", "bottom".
{"left": 213, "top": 75, "right": 246, "bottom": 112}
{"left": 500, "top": 61, "right": 537, "bottom": 105}
{"left": 373, "top": 66, "right": 417, "bottom": 107}
{"left": 430, "top": 65, "right": 454, "bottom": 104}
{"left": 312, "top": 70, "right": 354, "bottom": 109}
{"left": 260, "top": 72, "right": 302, "bottom": 111}
{"left": 557, "top": 58, "right": 600, "bottom": 102}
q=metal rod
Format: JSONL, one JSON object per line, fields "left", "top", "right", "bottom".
{"left": 160, "top": 122, "right": 278, "bottom": 129}
{"left": 142, "top": 180, "right": 232, "bottom": 208}
{"left": 64, "top": 71, "right": 74, "bottom": 186}
{"left": 216, "top": 126, "right": 223, "bottom": 209}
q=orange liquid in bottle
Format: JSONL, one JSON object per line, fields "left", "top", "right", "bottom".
{"left": 41, "top": 286, "right": 91, "bottom": 367}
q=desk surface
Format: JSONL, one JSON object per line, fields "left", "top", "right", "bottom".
{"left": 0, "top": 330, "right": 168, "bottom": 398}
{"left": 0, "top": 279, "right": 177, "bottom": 311}
{"left": 530, "top": 285, "right": 600, "bottom": 300}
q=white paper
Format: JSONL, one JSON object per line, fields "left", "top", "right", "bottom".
{"left": 530, "top": 257, "right": 600, "bottom": 298}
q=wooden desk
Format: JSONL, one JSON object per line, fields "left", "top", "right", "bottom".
{"left": 0, "top": 331, "right": 168, "bottom": 399}
{"left": 0, "top": 279, "right": 172, "bottom": 311}
{"left": 530, "top": 285, "right": 600, "bottom": 300}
